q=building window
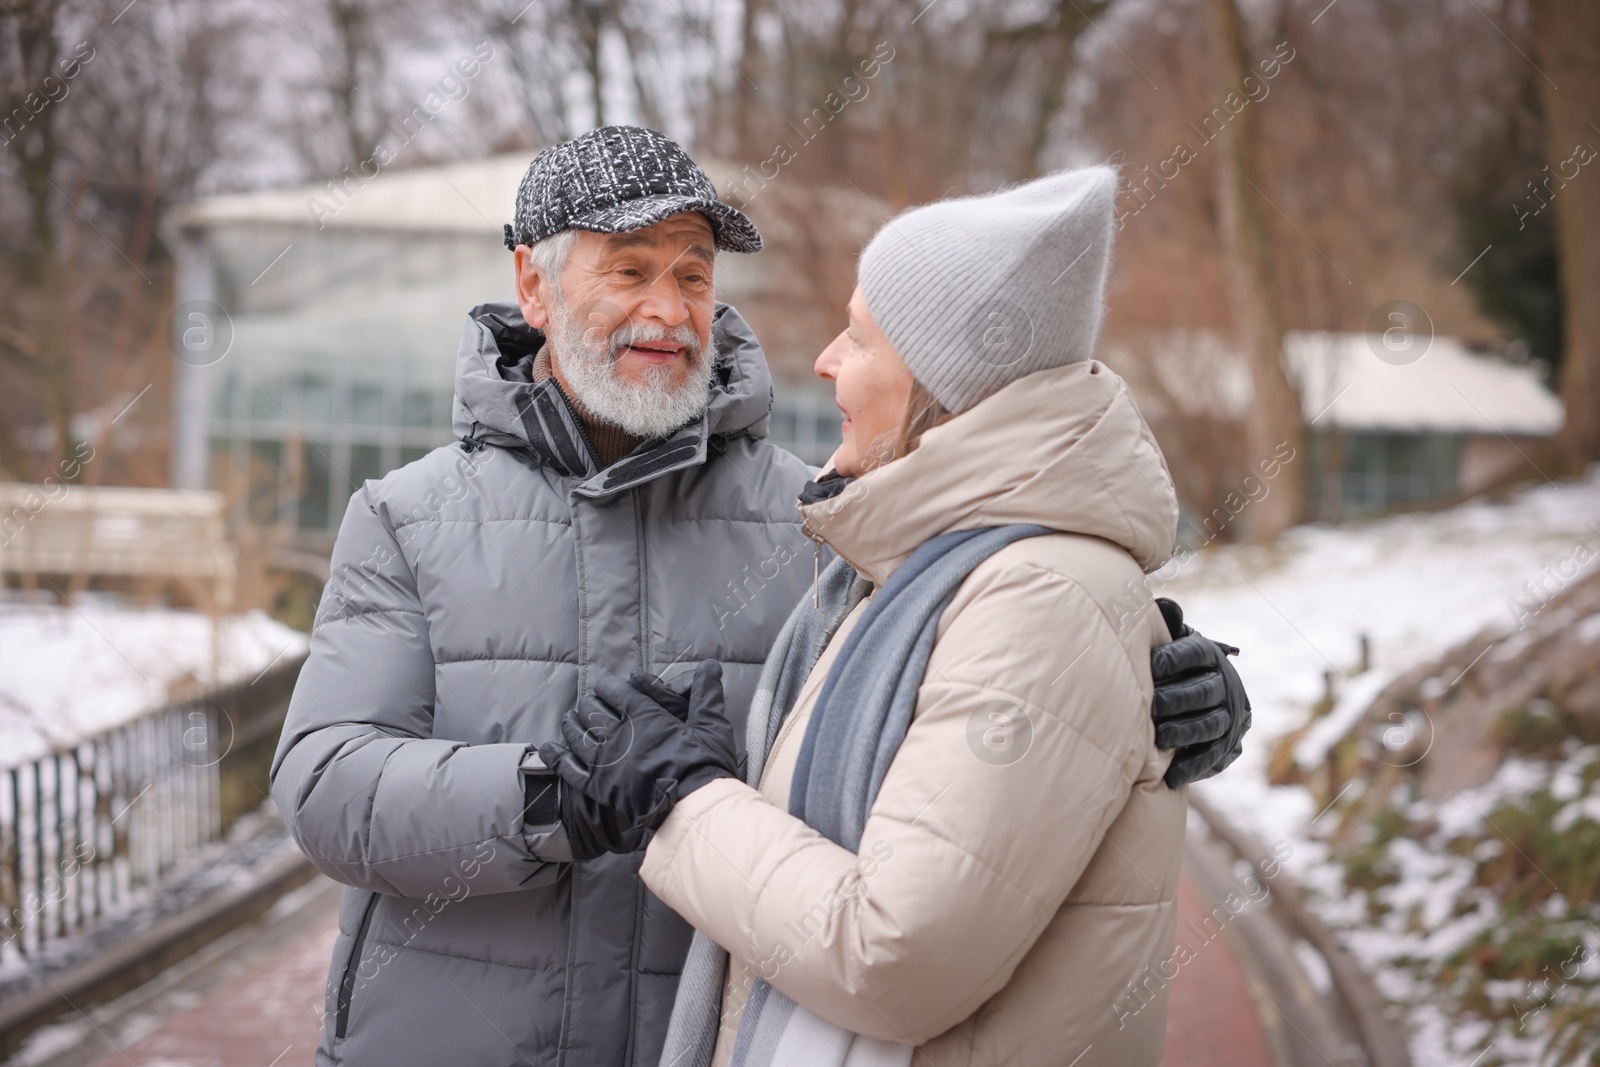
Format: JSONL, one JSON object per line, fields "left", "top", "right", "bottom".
{"left": 769, "top": 384, "right": 842, "bottom": 468}
{"left": 1311, "top": 430, "right": 1462, "bottom": 519}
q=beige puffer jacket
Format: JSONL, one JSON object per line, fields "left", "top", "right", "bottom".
{"left": 640, "top": 359, "right": 1186, "bottom": 1067}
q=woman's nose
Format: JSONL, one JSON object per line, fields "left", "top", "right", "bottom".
{"left": 815, "top": 333, "right": 846, "bottom": 380}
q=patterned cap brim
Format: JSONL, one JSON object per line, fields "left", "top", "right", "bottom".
{"left": 571, "top": 193, "right": 763, "bottom": 254}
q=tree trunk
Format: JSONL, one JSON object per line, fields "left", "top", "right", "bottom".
{"left": 2, "top": 0, "right": 72, "bottom": 474}
{"left": 326, "top": 0, "right": 383, "bottom": 165}
{"left": 569, "top": 0, "right": 607, "bottom": 128}
{"left": 1531, "top": 0, "right": 1600, "bottom": 466}
{"left": 735, "top": 0, "right": 762, "bottom": 154}
{"left": 1206, "top": 0, "right": 1305, "bottom": 540}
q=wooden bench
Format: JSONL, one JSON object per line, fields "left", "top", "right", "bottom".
{"left": 0, "top": 484, "right": 235, "bottom": 608}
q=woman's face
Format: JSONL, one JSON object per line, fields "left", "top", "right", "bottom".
{"left": 814, "top": 287, "right": 914, "bottom": 477}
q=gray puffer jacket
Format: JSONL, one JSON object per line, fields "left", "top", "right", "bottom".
{"left": 271, "top": 301, "right": 816, "bottom": 1067}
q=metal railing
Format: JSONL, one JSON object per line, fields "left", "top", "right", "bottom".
{"left": 0, "top": 654, "right": 305, "bottom": 963}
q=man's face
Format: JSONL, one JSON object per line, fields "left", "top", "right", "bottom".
{"left": 558, "top": 213, "right": 717, "bottom": 390}
{"left": 516, "top": 213, "right": 718, "bottom": 438}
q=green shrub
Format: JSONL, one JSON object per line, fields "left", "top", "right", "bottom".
{"left": 1495, "top": 701, "right": 1572, "bottom": 759}
{"left": 1335, "top": 755, "right": 1600, "bottom": 1062}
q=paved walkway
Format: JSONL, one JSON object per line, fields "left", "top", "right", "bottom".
{"left": 1163, "top": 879, "right": 1275, "bottom": 1067}
{"left": 66, "top": 872, "right": 1276, "bottom": 1067}
{"left": 86, "top": 908, "right": 337, "bottom": 1067}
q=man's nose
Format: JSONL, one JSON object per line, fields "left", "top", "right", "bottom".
{"left": 635, "top": 270, "right": 690, "bottom": 327}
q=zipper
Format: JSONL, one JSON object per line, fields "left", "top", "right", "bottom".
{"left": 624, "top": 488, "right": 649, "bottom": 1067}
{"left": 335, "top": 892, "right": 380, "bottom": 1039}
{"left": 555, "top": 866, "right": 583, "bottom": 1067}
{"left": 569, "top": 415, "right": 603, "bottom": 474}
{"left": 633, "top": 488, "right": 649, "bottom": 670}
{"left": 624, "top": 882, "right": 646, "bottom": 1066}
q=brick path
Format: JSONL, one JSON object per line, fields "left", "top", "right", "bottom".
{"left": 88, "top": 911, "right": 338, "bottom": 1067}
{"left": 79, "top": 876, "right": 1275, "bottom": 1067}
{"left": 1163, "top": 879, "right": 1275, "bottom": 1067}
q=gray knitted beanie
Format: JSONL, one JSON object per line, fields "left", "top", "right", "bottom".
{"left": 857, "top": 165, "right": 1117, "bottom": 414}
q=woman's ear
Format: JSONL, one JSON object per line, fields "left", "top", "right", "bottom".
{"left": 514, "top": 247, "right": 553, "bottom": 329}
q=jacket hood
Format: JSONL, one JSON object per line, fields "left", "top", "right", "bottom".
{"left": 450, "top": 300, "right": 777, "bottom": 494}
{"left": 800, "top": 360, "right": 1179, "bottom": 584}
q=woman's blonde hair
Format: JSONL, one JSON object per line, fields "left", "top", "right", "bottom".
{"left": 898, "top": 378, "right": 952, "bottom": 456}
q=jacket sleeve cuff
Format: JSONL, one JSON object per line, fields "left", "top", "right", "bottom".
{"left": 639, "top": 777, "right": 756, "bottom": 915}
{"left": 641, "top": 776, "right": 855, "bottom": 963}
{"left": 519, "top": 748, "right": 573, "bottom": 864}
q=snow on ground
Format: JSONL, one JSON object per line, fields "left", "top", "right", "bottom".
{"left": 0, "top": 594, "right": 309, "bottom": 764}
{"left": 4, "top": 476, "right": 1596, "bottom": 1058}
{"left": 1163, "top": 467, "right": 1600, "bottom": 845}
{"left": 1156, "top": 466, "right": 1600, "bottom": 1066}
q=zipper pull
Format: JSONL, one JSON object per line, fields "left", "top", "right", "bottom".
{"left": 803, "top": 518, "right": 825, "bottom": 609}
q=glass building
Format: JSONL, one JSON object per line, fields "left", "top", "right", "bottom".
{"left": 168, "top": 156, "right": 845, "bottom": 561}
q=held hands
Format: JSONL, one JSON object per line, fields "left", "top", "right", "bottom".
{"left": 1150, "top": 597, "right": 1252, "bottom": 788}
{"left": 539, "top": 660, "right": 739, "bottom": 853}
{"left": 542, "top": 596, "right": 1250, "bottom": 857}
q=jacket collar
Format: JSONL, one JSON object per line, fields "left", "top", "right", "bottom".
{"left": 798, "top": 361, "right": 1179, "bottom": 585}
{"left": 452, "top": 301, "right": 774, "bottom": 498}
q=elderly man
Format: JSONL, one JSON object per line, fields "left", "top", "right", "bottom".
{"left": 272, "top": 126, "right": 1247, "bottom": 1067}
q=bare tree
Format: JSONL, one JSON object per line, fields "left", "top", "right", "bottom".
{"left": 324, "top": 0, "right": 392, "bottom": 164}
{"left": 1, "top": 0, "right": 80, "bottom": 475}
{"left": 691, "top": 0, "right": 1134, "bottom": 222}
{"left": 1531, "top": 0, "right": 1600, "bottom": 466}
{"left": 277, "top": 0, "right": 432, "bottom": 176}
{"left": 467, "top": 0, "right": 685, "bottom": 154}
{"left": 1203, "top": 0, "right": 1303, "bottom": 539}
{"left": 0, "top": 0, "right": 254, "bottom": 486}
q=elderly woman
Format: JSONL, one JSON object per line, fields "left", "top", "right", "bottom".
{"left": 541, "top": 166, "right": 1245, "bottom": 1067}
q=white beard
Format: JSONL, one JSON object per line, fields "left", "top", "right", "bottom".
{"left": 547, "top": 300, "right": 717, "bottom": 439}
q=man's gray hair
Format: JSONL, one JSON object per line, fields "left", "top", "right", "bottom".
{"left": 527, "top": 229, "right": 577, "bottom": 299}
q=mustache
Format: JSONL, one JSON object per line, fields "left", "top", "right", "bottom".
{"left": 600, "top": 319, "right": 705, "bottom": 363}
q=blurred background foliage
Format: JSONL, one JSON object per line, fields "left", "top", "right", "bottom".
{"left": 1, "top": 0, "right": 1596, "bottom": 538}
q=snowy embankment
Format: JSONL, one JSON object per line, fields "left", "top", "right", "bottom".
{"left": 1157, "top": 467, "right": 1600, "bottom": 1066}
{"left": 0, "top": 595, "right": 309, "bottom": 765}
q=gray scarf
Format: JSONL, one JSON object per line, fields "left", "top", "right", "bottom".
{"left": 659, "top": 524, "right": 1050, "bottom": 1067}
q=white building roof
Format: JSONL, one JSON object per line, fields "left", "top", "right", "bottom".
{"left": 1287, "top": 331, "right": 1563, "bottom": 437}
{"left": 171, "top": 154, "right": 531, "bottom": 235}
{"left": 168, "top": 153, "right": 850, "bottom": 241}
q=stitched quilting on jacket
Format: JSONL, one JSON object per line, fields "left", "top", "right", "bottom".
{"left": 271, "top": 301, "right": 816, "bottom": 1067}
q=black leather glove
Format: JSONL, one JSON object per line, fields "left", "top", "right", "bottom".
{"left": 625, "top": 670, "right": 693, "bottom": 722}
{"left": 523, "top": 774, "right": 646, "bottom": 862}
{"left": 539, "top": 659, "right": 739, "bottom": 844}
{"left": 523, "top": 671, "right": 697, "bottom": 861}
{"left": 1151, "top": 597, "right": 1252, "bottom": 788}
